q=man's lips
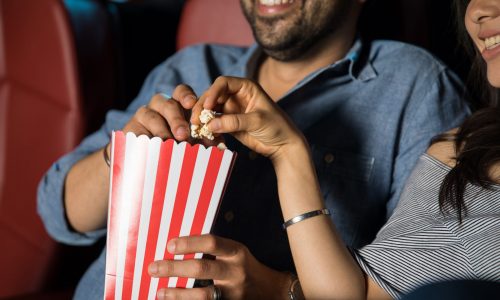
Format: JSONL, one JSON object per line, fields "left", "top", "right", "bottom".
{"left": 256, "top": 0, "right": 299, "bottom": 17}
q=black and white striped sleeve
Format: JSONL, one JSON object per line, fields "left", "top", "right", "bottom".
{"left": 349, "top": 154, "right": 500, "bottom": 299}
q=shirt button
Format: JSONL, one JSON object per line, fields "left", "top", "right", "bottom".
{"left": 224, "top": 211, "right": 235, "bottom": 223}
{"left": 248, "top": 151, "right": 258, "bottom": 160}
{"left": 324, "top": 153, "right": 335, "bottom": 164}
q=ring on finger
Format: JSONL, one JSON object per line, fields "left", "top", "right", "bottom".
{"left": 212, "top": 285, "right": 222, "bottom": 300}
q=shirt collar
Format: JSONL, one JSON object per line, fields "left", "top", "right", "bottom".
{"left": 345, "top": 37, "right": 377, "bottom": 82}
{"left": 229, "top": 36, "right": 378, "bottom": 82}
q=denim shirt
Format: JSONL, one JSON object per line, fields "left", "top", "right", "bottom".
{"left": 37, "top": 38, "right": 470, "bottom": 299}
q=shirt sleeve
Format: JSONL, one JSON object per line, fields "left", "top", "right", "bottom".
{"left": 36, "top": 60, "right": 171, "bottom": 245}
{"left": 352, "top": 157, "right": 477, "bottom": 299}
{"left": 352, "top": 222, "right": 475, "bottom": 299}
{"left": 385, "top": 67, "right": 470, "bottom": 218}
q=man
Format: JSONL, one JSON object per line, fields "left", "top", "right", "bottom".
{"left": 38, "top": 0, "right": 469, "bottom": 299}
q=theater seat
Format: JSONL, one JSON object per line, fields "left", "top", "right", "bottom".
{"left": 0, "top": 0, "right": 183, "bottom": 297}
{"left": 0, "top": 0, "right": 85, "bottom": 297}
{"left": 176, "top": 0, "right": 254, "bottom": 50}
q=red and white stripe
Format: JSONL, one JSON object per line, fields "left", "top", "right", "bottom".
{"left": 105, "top": 131, "right": 236, "bottom": 300}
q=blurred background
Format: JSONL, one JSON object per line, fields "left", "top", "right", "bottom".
{"left": 0, "top": 0, "right": 470, "bottom": 299}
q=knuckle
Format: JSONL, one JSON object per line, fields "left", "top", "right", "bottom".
{"left": 134, "top": 108, "right": 149, "bottom": 124}
{"left": 177, "top": 238, "right": 188, "bottom": 253}
{"left": 145, "top": 109, "right": 159, "bottom": 120}
{"left": 158, "top": 261, "right": 173, "bottom": 276}
{"left": 234, "top": 268, "right": 247, "bottom": 286}
{"left": 137, "top": 105, "right": 149, "bottom": 116}
{"left": 162, "top": 290, "right": 180, "bottom": 300}
{"left": 205, "top": 235, "right": 218, "bottom": 252}
{"left": 233, "top": 245, "right": 246, "bottom": 261}
{"left": 151, "top": 93, "right": 164, "bottom": 104}
{"left": 175, "top": 83, "right": 190, "bottom": 91}
{"left": 229, "top": 242, "right": 248, "bottom": 263}
{"left": 163, "top": 99, "right": 179, "bottom": 109}
{"left": 232, "top": 116, "right": 242, "bottom": 131}
{"left": 193, "top": 260, "right": 210, "bottom": 278}
{"left": 242, "top": 78, "right": 253, "bottom": 86}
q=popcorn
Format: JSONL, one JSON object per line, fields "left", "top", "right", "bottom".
{"left": 191, "top": 109, "right": 217, "bottom": 140}
{"left": 199, "top": 109, "right": 216, "bottom": 124}
{"left": 190, "top": 124, "right": 200, "bottom": 139}
{"left": 217, "top": 142, "right": 227, "bottom": 150}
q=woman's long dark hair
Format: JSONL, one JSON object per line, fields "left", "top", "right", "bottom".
{"left": 437, "top": 0, "right": 500, "bottom": 222}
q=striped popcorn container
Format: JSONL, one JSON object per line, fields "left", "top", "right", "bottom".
{"left": 104, "top": 131, "right": 236, "bottom": 300}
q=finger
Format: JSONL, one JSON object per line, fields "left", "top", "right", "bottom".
{"left": 149, "top": 258, "right": 229, "bottom": 280}
{"left": 172, "top": 84, "right": 198, "bottom": 109}
{"left": 133, "top": 105, "right": 172, "bottom": 139}
{"left": 190, "top": 95, "right": 206, "bottom": 125}
{"left": 168, "top": 234, "right": 241, "bottom": 257}
{"left": 122, "top": 121, "right": 153, "bottom": 138}
{"left": 149, "top": 95, "right": 190, "bottom": 140}
{"left": 207, "top": 112, "right": 262, "bottom": 134}
{"left": 202, "top": 76, "right": 259, "bottom": 109}
{"left": 156, "top": 286, "right": 213, "bottom": 300}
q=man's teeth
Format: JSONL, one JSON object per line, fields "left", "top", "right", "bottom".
{"left": 259, "top": 0, "right": 294, "bottom": 6}
{"left": 485, "top": 35, "right": 500, "bottom": 50}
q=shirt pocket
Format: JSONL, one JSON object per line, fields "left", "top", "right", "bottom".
{"left": 311, "top": 144, "right": 375, "bottom": 199}
{"left": 311, "top": 145, "right": 378, "bottom": 247}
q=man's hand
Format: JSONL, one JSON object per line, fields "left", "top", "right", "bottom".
{"left": 148, "top": 234, "right": 292, "bottom": 300}
{"left": 64, "top": 84, "right": 204, "bottom": 234}
{"left": 122, "top": 84, "right": 197, "bottom": 141}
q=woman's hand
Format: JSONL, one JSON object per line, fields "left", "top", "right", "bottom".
{"left": 148, "top": 234, "right": 292, "bottom": 300}
{"left": 191, "top": 76, "right": 306, "bottom": 161}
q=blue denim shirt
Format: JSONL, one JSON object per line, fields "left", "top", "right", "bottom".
{"left": 37, "top": 39, "right": 470, "bottom": 299}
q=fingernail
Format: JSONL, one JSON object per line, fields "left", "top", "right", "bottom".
{"left": 149, "top": 263, "right": 158, "bottom": 275}
{"left": 176, "top": 127, "right": 188, "bottom": 138}
{"left": 157, "top": 290, "right": 165, "bottom": 299}
{"left": 167, "top": 240, "right": 176, "bottom": 253}
{"left": 208, "top": 119, "right": 221, "bottom": 132}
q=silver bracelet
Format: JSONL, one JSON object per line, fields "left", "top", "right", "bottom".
{"left": 283, "top": 208, "right": 330, "bottom": 230}
{"left": 287, "top": 273, "right": 304, "bottom": 300}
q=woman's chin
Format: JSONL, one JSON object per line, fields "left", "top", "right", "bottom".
{"left": 487, "top": 70, "right": 500, "bottom": 88}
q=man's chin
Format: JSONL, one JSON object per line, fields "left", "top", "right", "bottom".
{"left": 260, "top": 46, "right": 305, "bottom": 62}
{"left": 257, "top": 34, "right": 312, "bottom": 61}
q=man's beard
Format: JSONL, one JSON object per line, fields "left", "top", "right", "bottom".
{"left": 252, "top": 15, "right": 314, "bottom": 61}
{"left": 241, "top": 1, "right": 352, "bottom": 61}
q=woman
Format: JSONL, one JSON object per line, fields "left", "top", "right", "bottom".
{"left": 191, "top": 0, "right": 500, "bottom": 298}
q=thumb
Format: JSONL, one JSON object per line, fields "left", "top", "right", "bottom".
{"left": 208, "top": 113, "right": 256, "bottom": 134}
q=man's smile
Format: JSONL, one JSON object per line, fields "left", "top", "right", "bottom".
{"left": 256, "top": 0, "right": 301, "bottom": 17}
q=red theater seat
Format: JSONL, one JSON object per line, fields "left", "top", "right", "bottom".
{"left": 0, "top": 0, "right": 84, "bottom": 297}
{"left": 176, "top": 0, "right": 254, "bottom": 50}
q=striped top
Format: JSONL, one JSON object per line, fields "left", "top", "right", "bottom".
{"left": 353, "top": 154, "right": 500, "bottom": 299}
